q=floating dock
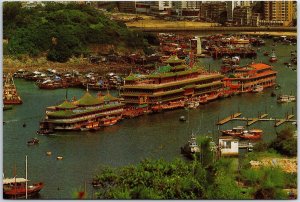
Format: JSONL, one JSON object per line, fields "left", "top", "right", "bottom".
{"left": 247, "top": 114, "right": 268, "bottom": 126}
{"left": 217, "top": 112, "right": 296, "bottom": 127}
{"left": 275, "top": 115, "right": 295, "bottom": 127}
{"left": 217, "top": 113, "right": 242, "bottom": 125}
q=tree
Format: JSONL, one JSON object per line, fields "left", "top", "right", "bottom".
{"left": 270, "top": 127, "right": 297, "bottom": 156}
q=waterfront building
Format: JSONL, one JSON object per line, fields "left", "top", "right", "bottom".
{"left": 136, "top": 1, "right": 151, "bottom": 14}
{"left": 223, "top": 63, "right": 277, "bottom": 93}
{"left": 150, "top": 1, "right": 172, "bottom": 15}
{"left": 226, "top": 1, "right": 239, "bottom": 21}
{"left": 251, "top": 13, "right": 261, "bottom": 27}
{"left": 170, "top": 1, "right": 201, "bottom": 18}
{"left": 218, "top": 136, "right": 239, "bottom": 157}
{"left": 261, "top": 1, "right": 294, "bottom": 27}
{"left": 233, "top": 6, "right": 252, "bottom": 26}
{"left": 117, "top": 1, "right": 136, "bottom": 13}
{"left": 121, "top": 56, "right": 224, "bottom": 116}
{"left": 240, "top": 1, "right": 252, "bottom": 7}
{"left": 39, "top": 91, "right": 124, "bottom": 132}
{"left": 199, "top": 2, "right": 227, "bottom": 22}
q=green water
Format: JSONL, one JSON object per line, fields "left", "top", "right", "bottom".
{"left": 3, "top": 39, "right": 297, "bottom": 199}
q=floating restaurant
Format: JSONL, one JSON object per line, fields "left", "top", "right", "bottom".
{"left": 121, "top": 56, "right": 224, "bottom": 117}
{"left": 223, "top": 63, "right": 277, "bottom": 93}
{"left": 39, "top": 91, "right": 124, "bottom": 133}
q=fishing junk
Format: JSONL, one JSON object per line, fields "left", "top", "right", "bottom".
{"left": 3, "top": 73, "right": 22, "bottom": 105}
{"left": 39, "top": 91, "right": 124, "bottom": 132}
{"left": 3, "top": 177, "right": 44, "bottom": 199}
{"left": 121, "top": 56, "right": 224, "bottom": 118}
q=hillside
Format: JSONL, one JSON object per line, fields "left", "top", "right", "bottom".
{"left": 3, "top": 2, "right": 152, "bottom": 63}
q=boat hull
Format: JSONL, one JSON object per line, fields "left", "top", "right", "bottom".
{"left": 4, "top": 182, "right": 44, "bottom": 199}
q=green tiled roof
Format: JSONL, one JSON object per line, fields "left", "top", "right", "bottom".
{"left": 195, "top": 81, "right": 224, "bottom": 89}
{"left": 104, "top": 92, "right": 119, "bottom": 101}
{"left": 165, "top": 55, "right": 185, "bottom": 64}
{"left": 171, "top": 64, "right": 188, "bottom": 71}
{"left": 125, "top": 74, "right": 138, "bottom": 81}
{"left": 123, "top": 74, "right": 223, "bottom": 90}
{"left": 75, "top": 92, "right": 103, "bottom": 106}
{"left": 148, "top": 67, "right": 199, "bottom": 79}
{"left": 150, "top": 89, "right": 184, "bottom": 97}
{"left": 48, "top": 103, "right": 124, "bottom": 118}
{"left": 56, "top": 100, "right": 77, "bottom": 109}
{"left": 48, "top": 110, "right": 76, "bottom": 117}
{"left": 184, "top": 84, "right": 196, "bottom": 89}
{"left": 157, "top": 65, "right": 172, "bottom": 73}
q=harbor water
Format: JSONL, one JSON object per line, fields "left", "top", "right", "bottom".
{"left": 3, "top": 39, "right": 297, "bottom": 199}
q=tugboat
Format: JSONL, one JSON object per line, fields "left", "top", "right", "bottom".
{"left": 27, "top": 138, "right": 39, "bottom": 146}
{"left": 181, "top": 134, "right": 200, "bottom": 159}
{"left": 269, "top": 50, "right": 277, "bottom": 63}
{"left": 222, "top": 126, "right": 262, "bottom": 140}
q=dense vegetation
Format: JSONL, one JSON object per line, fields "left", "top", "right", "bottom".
{"left": 254, "top": 127, "right": 297, "bottom": 157}
{"left": 91, "top": 129, "right": 296, "bottom": 200}
{"left": 92, "top": 158, "right": 248, "bottom": 199}
{"left": 4, "top": 2, "right": 153, "bottom": 62}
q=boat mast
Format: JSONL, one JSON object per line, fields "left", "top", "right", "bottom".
{"left": 14, "top": 163, "right": 17, "bottom": 199}
{"left": 26, "top": 155, "right": 28, "bottom": 199}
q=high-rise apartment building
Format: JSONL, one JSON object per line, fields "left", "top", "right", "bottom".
{"left": 262, "top": 1, "right": 294, "bottom": 26}
{"left": 233, "top": 6, "right": 252, "bottom": 26}
{"left": 226, "top": 1, "right": 239, "bottom": 21}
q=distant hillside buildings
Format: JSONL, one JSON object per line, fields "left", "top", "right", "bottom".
{"left": 56, "top": 1, "right": 295, "bottom": 27}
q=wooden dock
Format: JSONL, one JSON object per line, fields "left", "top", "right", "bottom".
{"left": 217, "top": 112, "right": 296, "bottom": 127}
{"left": 247, "top": 114, "right": 268, "bottom": 126}
{"left": 217, "top": 113, "right": 242, "bottom": 125}
{"left": 275, "top": 115, "right": 295, "bottom": 127}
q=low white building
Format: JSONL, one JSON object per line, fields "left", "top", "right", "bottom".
{"left": 218, "top": 136, "right": 239, "bottom": 156}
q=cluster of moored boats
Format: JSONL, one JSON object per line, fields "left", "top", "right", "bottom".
{"left": 13, "top": 69, "right": 123, "bottom": 90}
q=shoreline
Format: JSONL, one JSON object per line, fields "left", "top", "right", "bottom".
{"left": 240, "top": 31, "right": 297, "bottom": 37}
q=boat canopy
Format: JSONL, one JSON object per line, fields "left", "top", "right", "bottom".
{"left": 3, "top": 178, "right": 29, "bottom": 184}
{"left": 42, "top": 80, "right": 52, "bottom": 84}
{"left": 33, "top": 71, "right": 41, "bottom": 74}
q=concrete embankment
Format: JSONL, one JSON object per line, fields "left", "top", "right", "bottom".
{"left": 130, "top": 26, "right": 296, "bottom": 34}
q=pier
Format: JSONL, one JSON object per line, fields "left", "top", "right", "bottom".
{"left": 274, "top": 115, "right": 295, "bottom": 127}
{"left": 217, "top": 112, "right": 296, "bottom": 127}
{"left": 217, "top": 113, "right": 242, "bottom": 125}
